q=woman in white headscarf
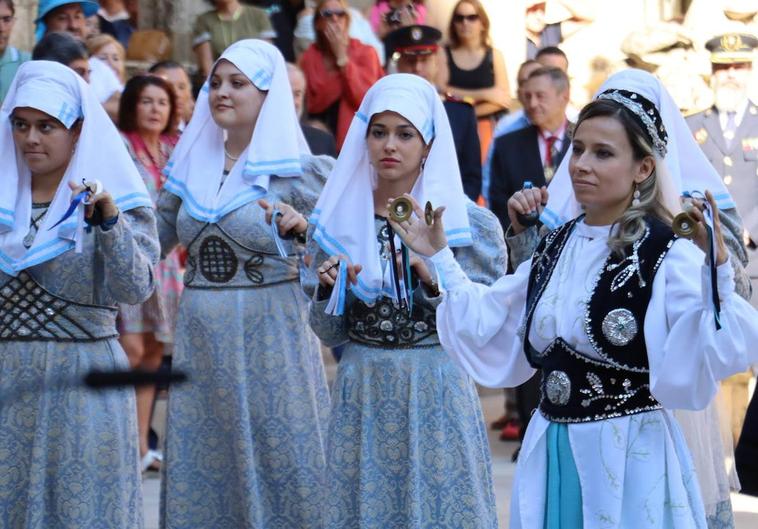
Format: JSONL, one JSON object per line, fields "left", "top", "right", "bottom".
{"left": 512, "top": 68, "right": 750, "bottom": 529}
{"left": 156, "top": 39, "right": 333, "bottom": 529}
{"left": 388, "top": 74, "right": 758, "bottom": 528}
{"left": 0, "top": 60, "right": 158, "bottom": 527}
{"left": 307, "top": 73, "right": 503, "bottom": 528}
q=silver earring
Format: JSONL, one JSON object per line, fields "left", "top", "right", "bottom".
{"left": 632, "top": 186, "right": 641, "bottom": 207}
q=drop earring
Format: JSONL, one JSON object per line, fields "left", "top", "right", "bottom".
{"left": 631, "top": 185, "right": 641, "bottom": 207}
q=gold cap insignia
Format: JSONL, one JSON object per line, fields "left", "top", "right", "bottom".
{"left": 721, "top": 34, "right": 743, "bottom": 51}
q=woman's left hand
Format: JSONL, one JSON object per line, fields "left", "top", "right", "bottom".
{"left": 258, "top": 199, "right": 308, "bottom": 236}
{"left": 386, "top": 194, "right": 447, "bottom": 257}
{"left": 687, "top": 190, "right": 728, "bottom": 266}
{"left": 69, "top": 181, "right": 119, "bottom": 222}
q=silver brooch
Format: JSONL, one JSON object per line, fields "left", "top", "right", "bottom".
{"left": 545, "top": 370, "right": 571, "bottom": 406}
{"left": 601, "top": 308, "right": 638, "bottom": 346}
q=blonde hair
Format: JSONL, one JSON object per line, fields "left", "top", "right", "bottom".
{"left": 86, "top": 34, "right": 126, "bottom": 82}
{"left": 575, "top": 99, "right": 673, "bottom": 257}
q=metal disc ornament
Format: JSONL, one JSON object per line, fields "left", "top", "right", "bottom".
{"left": 389, "top": 197, "right": 413, "bottom": 222}
{"left": 424, "top": 201, "right": 434, "bottom": 225}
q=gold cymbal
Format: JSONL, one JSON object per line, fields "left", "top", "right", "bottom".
{"left": 389, "top": 196, "right": 413, "bottom": 223}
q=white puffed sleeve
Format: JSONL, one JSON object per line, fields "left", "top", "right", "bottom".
{"left": 431, "top": 247, "right": 535, "bottom": 388}
{"left": 647, "top": 239, "right": 758, "bottom": 410}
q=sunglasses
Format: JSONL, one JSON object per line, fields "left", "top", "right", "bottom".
{"left": 318, "top": 9, "right": 348, "bottom": 19}
{"left": 453, "top": 13, "right": 480, "bottom": 23}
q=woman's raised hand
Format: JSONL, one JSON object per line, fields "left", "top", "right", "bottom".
{"left": 507, "top": 185, "right": 548, "bottom": 234}
{"left": 386, "top": 194, "right": 447, "bottom": 257}
{"left": 69, "top": 181, "right": 119, "bottom": 223}
{"left": 685, "top": 190, "right": 728, "bottom": 266}
{"left": 258, "top": 199, "right": 308, "bottom": 237}
{"left": 317, "top": 254, "right": 363, "bottom": 287}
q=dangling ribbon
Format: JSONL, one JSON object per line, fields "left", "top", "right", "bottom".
{"left": 48, "top": 179, "right": 96, "bottom": 230}
{"left": 47, "top": 179, "right": 101, "bottom": 253}
{"left": 386, "top": 220, "right": 413, "bottom": 315}
{"left": 270, "top": 209, "right": 289, "bottom": 258}
{"left": 686, "top": 192, "right": 722, "bottom": 330}
{"left": 324, "top": 257, "right": 348, "bottom": 316}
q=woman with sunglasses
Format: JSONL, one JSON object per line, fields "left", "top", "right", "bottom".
{"left": 300, "top": 0, "right": 384, "bottom": 149}
{"left": 436, "top": 0, "right": 509, "bottom": 163}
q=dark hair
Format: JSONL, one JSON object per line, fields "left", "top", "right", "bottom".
{"left": 536, "top": 46, "right": 568, "bottom": 66}
{"left": 448, "top": 0, "right": 490, "bottom": 48}
{"left": 32, "top": 31, "right": 88, "bottom": 63}
{"left": 527, "top": 66, "right": 570, "bottom": 93}
{"left": 148, "top": 60, "right": 186, "bottom": 74}
{"left": 0, "top": 0, "right": 15, "bottom": 14}
{"left": 118, "top": 75, "right": 178, "bottom": 135}
{"left": 575, "top": 98, "right": 671, "bottom": 254}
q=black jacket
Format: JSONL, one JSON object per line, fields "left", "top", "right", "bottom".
{"left": 443, "top": 99, "right": 482, "bottom": 201}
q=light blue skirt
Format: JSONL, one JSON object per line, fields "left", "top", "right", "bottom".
{"left": 545, "top": 422, "right": 583, "bottom": 529}
{"left": 324, "top": 344, "right": 498, "bottom": 529}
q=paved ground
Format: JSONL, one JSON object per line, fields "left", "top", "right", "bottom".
{"left": 143, "top": 358, "right": 758, "bottom": 528}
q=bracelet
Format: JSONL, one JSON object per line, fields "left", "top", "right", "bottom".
{"left": 100, "top": 213, "right": 119, "bottom": 231}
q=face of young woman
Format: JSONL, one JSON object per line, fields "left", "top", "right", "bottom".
{"left": 452, "top": 2, "right": 482, "bottom": 44}
{"left": 569, "top": 115, "right": 654, "bottom": 219}
{"left": 367, "top": 111, "right": 428, "bottom": 186}
{"left": 10, "top": 107, "right": 79, "bottom": 179}
{"left": 95, "top": 42, "right": 123, "bottom": 81}
{"left": 136, "top": 84, "right": 171, "bottom": 136}
{"left": 208, "top": 60, "right": 266, "bottom": 132}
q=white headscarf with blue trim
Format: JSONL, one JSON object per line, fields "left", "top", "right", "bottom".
{"left": 541, "top": 68, "right": 736, "bottom": 230}
{"left": 0, "top": 60, "right": 151, "bottom": 276}
{"left": 163, "top": 39, "right": 310, "bottom": 223}
{"left": 311, "top": 73, "right": 472, "bottom": 304}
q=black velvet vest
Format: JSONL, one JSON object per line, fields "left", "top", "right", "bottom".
{"left": 522, "top": 216, "right": 677, "bottom": 422}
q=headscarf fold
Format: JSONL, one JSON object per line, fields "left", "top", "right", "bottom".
{"left": 311, "top": 73, "right": 472, "bottom": 304}
{"left": 541, "top": 68, "right": 736, "bottom": 229}
{"left": 0, "top": 60, "right": 151, "bottom": 276}
{"left": 163, "top": 39, "right": 310, "bottom": 223}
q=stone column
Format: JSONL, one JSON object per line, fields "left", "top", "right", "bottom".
{"left": 9, "top": 0, "right": 38, "bottom": 53}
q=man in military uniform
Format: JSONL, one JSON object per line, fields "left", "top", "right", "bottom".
{"left": 687, "top": 33, "right": 758, "bottom": 460}
{"left": 386, "top": 25, "right": 482, "bottom": 201}
{"left": 687, "top": 33, "right": 758, "bottom": 307}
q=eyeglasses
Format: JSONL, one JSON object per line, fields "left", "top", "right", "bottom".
{"left": 0, "top": 15, "right": 15, "bottom": 25}
{"left": 452, "top": 13, "right": 480, "bottom": 23}
{"left": 318, "top": 9, "right": 347, "bottom": 20}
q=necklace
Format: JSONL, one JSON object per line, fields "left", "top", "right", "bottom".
{"left": 224, "top": 142, "right": 240, "bottom": 161}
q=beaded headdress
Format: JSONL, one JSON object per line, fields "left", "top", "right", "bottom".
{"left": 597, "top": 89, "right": 668, "bottom": 158}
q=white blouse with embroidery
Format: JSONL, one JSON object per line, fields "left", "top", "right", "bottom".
{"left": 430, "top": 219, "right": 758, "bottom": 529}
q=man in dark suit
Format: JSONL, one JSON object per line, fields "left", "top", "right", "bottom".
{"left": 287, "top": 62, "right": 337, "bottom": 157}
{"left": 489, "top": 66, "right": 572, "bottom": 232}
{"left": 387, "top": 24, "right": 482, "bottom": 201}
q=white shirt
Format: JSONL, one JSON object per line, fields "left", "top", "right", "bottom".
{"left": 537, "top": 120, "right": 568, "bottom": 168}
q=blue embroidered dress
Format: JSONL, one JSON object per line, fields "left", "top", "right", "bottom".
{"left": 156, "top": 155, "right": 332, "bottom": 529}
{"left": 307, "top": 202, "right": 504, "bottom": 529}
{"left": 0, "top": 206, "right": 159, "bottom": 528}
